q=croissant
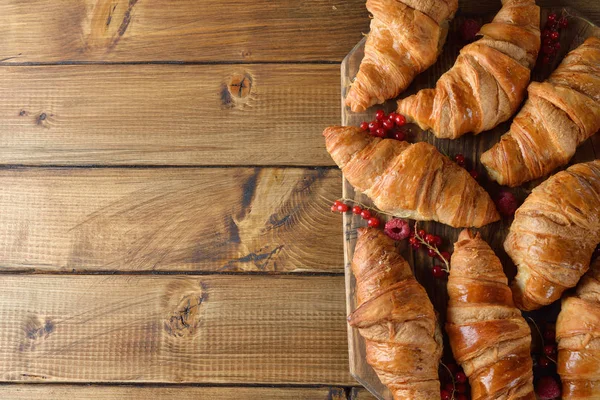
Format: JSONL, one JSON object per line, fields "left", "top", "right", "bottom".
{"left": 345, "top": 0, "right": 458, "bottom": 113}
{"left": 396, "top": 0, "right": 541, "bottom": 139}
{"left": 348, "top": 228, "right": 443, "bottom": 399}
{"left": 481, "top": 37, "right": 600, "bottom": 187}
{"left": 557, "top": 258, "right": 600, "bottom": 399}
{"left": 506, "top": 160, "right": 600, "bottom": 311}
{"left": 446, "top": 230, "right": 534, "bottom": 400}
{"left": 323, "top": 126, "right": 500, "bottom": 228}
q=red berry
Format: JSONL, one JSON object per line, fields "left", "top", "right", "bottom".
{"left": 539, "top": 356, "right": 551, "bottom": 368}
{"left": 337, "top": 203, "right": 349, "bottom": 213}
{"left": 544, "top": 329, "right": 556, "bottom": 342}
{"left": 367, "top": 217, "right": 380, "bottom": 228}
{"left": 334, "top": 200, "right": 342, "bottom": 207}
{"left": 444, "top": 383, "right": 454, "bottom": 392}
{"left": 440, "top": 389, "right": 451, "bottom": 400}
{"left": 352, "top": 206, "right": 362, "bottom": 215}
{"left": 455, "top": 371, "right": 467, "bottom": 384}
{"left": 375, "top": 109, "right": 386, "bottom": 121}
{"left": 393, "top": 130, "right": 406, "bottom": 141}
{"left": 559, "top": 17, "right": 568, "bottom": 28}
{"left": 456, "top": 395, "right": 468, "bottom": 400}
{"left": 360, "top": 209, "right": 372, "bottom": 220}
{"left": 536, "top": 376, "right": 561, "bottom": 400}
{"left": 469, "top": 170, "right": 479, "bottom": 180}
{"left": 542, "top": 56, "right": 552, "bottom": 64}
{"left": 439, "top": 251, "right": 451, "bottom": 263}
{"left": 394, "top": 114, "right": 407, "bottom": 126}
{"left": 542, "top": 29, "right": 552, "bottom": 39}
{"left": 547, "top": 20, "right": 558, "bottom": 30}
{"left": 446, "top": 363, "right": 459, "bottom": 374}
{"left": 455, "top": 154, "right": 466, "bottom": 165}
{"left": 460, "top": 18, "right": 482, "bottom": 43}
{"left": 383, "top": 119, "right": 395, "bottom": 131}
{"left": 360, "top": 122, "right": 369, "bottom": 131}
{"left": 543, "top": 38, "right": 554, "bottom": 47}
{"left": 543, "top": 45, "right": 554, "bottom": 55}
{"left": 384, "top": 218, "right": 411, "bottom": 241}
{"left": 544, "top": 344, "right": 557, "bottom": 356}
{"left": 368, "top": 121, "right": 381, "bottom": 132}
{"left": 432, "top": 235, "right": 442, "bottom": 246}
{"left": 409, "top": 237, "right": 421, "bottom": 249}
{"left": 547, "top": 13, "right": 557, "bottom": 23}
{"left": 432, "top": 266, "right": 447, "bottom": 279}
{"left": 428, "top": 248, "right": 437, "bottom": 258}
{"left": 550, "top": 31, "right": 560, "bottom": 41}
{"left": 496, "top": 190, "right": 519, "bottom": 217}
{"left": 331, "top": 205, "right": 338, "bottom": 212}
{"left": 374, "top": 128, "right": 386, "bottom": 138}
{"left": 425, "top": 234, "right": 436, "bottom": 244}
{"left": 387, "top": 112, "right": 397, "bottom": 121}
{"left": 455, "top": 383, "right": 467, "bottom": 394}
{"left": 554, "top": 42, "right": 561, "bottom": 50}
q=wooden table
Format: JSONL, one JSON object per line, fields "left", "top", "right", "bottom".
{"left": 0, "top": 1, "right": 597, "bottom": 399}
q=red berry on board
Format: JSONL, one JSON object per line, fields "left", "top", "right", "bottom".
{"left": 547, "top": 13, "right": 557, "bottom": 23}
{"left": 367, "top": 217, "right": 381, "bottom": 228}
{"left": 469, "top": 170, "right": 479, "bottom": 180}
{"left": 440, "top": 389, "right": 452, "bottom": 400}
{"left": 542, "top": 29, "right": 551, "bottom": 39}
{"left": 432, "top": 235, "right": 442, "bottom": 246}
{"left": 455, "top": 383, "right": 467, "bottom": 394}
{"left": 456, "top": 395, "right": 468, "bottom": 400}
{"left": 352, "top": 206, "right": 363, "bottom": 215}
{"left": 447, "top": 363, "right": 459, "bottom": 374}
{"left": 375, "top": 109, "right": 386, "bottom": 121}
{"left": 542, "top": 56, "right": 552, "bottom": 64}
{"left": 374, "top": 128, "right": 386, "bottom": 138}
{"left": 536, "top": 376, "right": 561, "bottom": 400}
{"left": 439, "top": 251, "right": 451, "bottom": 263}
{"left": 455, "top": 154, "right": 466, "bottom": 165}
{"left": 445, "top": 383, "right": 454, "bottom": 392}
{"left": 331, "top": 205, "right": 338, "bottom": 212}
{"left": 388, "top": 112, "right": 398, "bottom": 121}
{"left": 432, "top": 266, "right": 446, "bottom": 279}
{"left": 543, "top": 45, "right": 555, "bottom": 55}
{"left": 539, "top": 356, "right": 551, "bottom": 368}
{"left": 369, "top": 121, "right": 381, "bottom": 132}
{"left": 550, "top": 31, "right": 560, "bottom": 41}
{"left": 543, "top": 38, "right": 554, "bottom": 47}
{"left": 393, "top": 130, "right": 406, "bottom": 141}
{"left": 384, "top": 218, "right": 411, "bottom": 241}
{"left": 544, "top": 344, "right": 557, "bottom": 356}
{"left": 428, "top": 248, "right": 437, "bottom": 258}
{"left": 496, "top": 190, "right": 519, "bottom": 217}
{"left": 455, "top": 371, "right": 467, "bottom": 384}
{"left": 337, "top": 203, "right": 349, "bottom": 213}
{"left": 383, "top": 119, "right": 395, "bottom": 131}
{"left": 559, "top": 17, "right": 568, "bottom": 28}
{"left": 554, "top": 42, "right": 561, "bottom": 50}
{"left": 425, "top": 234, "right": 436, "bottom": 244}
{"left": 360, "top": 209, "right": 371, "bottom": 220}
{"left": 395, "top": 114, "right": 407, "bottom": 126}
{"left": 360, "top": 121, "right": 369, "bottom": 131}
{"left": 544, "top": 329, "right": 556, "bottom": 342}
{"left": 334, "top": 200, "right": 342, "bottom": 207}
{"left": 460, "top": 18, "right": 482, "bottom": 43}
{"left": 409, "top": 237, "right": 421, "bottom": 249}
{"left": 417, "top": 229, "right": 426, "bottom": 238}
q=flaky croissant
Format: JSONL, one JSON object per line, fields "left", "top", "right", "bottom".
{"left": 482, "top": 37, "right": 600, "bottom": 187}
{"left": 557, "top": 258, "right": 600, "bottom": 399}
{"left": 446, "top": 230, "right": 534, "bottom": 400}
{"left": 506, "top": 160, "right": 600, "bottom": 311}
{"left": 396, "top": 0, "right": 540, "bottom": 139}
{"left": 348, "top": 228, "right": 443, "bottom": 399}
{"left": 345, "top": 0, "right": 458, "bottom": 112}
{"left": 324, "top": 126, "right": 500, "bottom": 228}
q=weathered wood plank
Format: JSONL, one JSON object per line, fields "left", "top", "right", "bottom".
{"left": 0, "top": 1, "right": 597, "bottom": 64}
{"left": 0, "top": 168, "right": 343, "bottom": 273}
{"left": 351, "top": 388, "right": 377, "bottom": 400}
{"left": 0, "top": 64, "right": 338, "bottom": 166}
{"left": 0, "top": 275, "right": 353, "bottom": 385}
{"left": 0, "top": 385, "right": 349, "bottom": 400}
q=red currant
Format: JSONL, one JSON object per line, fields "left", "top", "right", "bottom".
{"left": 331, "top": 205, "right": 338, "bottom": 212}
{"left": 543, "top": 38, "right": 554, "bottom": 47}
{"left": 455, "top": 371, "right": 467, "bottom": 384}
{"left": 368, "top": 121, "right": 381, "bottom": 132}
{"left": 554, "top": 42, "right": 561, "bottom": 50}
{"left": 539, "top": 356, "right": 551, "bottom": 368}
{"left": 432, "top": 236, "right": 442, "bottom": 246}
{"left": 337, "top": 203, "right": 349, "bottom": 213}
{"left": 393, "top": 130, "right": 406, "bottom": 141}
{"left": 542, "top": 29, "right": 551, "bottom": 39}
{"left": 547, "top": 13, "right": 557, "bottom": 23}
{"left": 439, "top": 251, "right": 451, "bottom": 262}
{"left": 360, "top": 122, "right": 369, "bottom": 131}
{"left": 427, "top": 248, "right": 437, "bottom": 258}
{"left": 444, "top": 383, "right": 454, "bottom": 392}
{"left": 352, "top": 206, "right": 362, "bottom": 215}
{"left": 542, "top": 56, "right": 552, "bottom": 65}
{"left": 374, "top": 128, "right": 386, "bottom": 138}
{"left": 375, "top": 109, "right": 386, "bottom": 121}
{"left": 559, "top": 17, "right": 568, "bottom": 28}
{"left": 543, "top": 45, "right": 554, "bottom": 55}
{"left": 432, "top": 266, "right": 446, "bottom": 279}
{"left": 440, "top": 389, "right": 451, "bottom": 400}
{"left": 334, "top": 200, "right": 342, "bottom": 207}
{"left": 544, "top": 344, "right": 557, "bottom": 356}
{"left": 367, "top": 217, "right": 380, "bottom": 228}
{"left": 544, "top": 329, "right": 556, "bottom": 342}
{"left": 446, "top": 363, "right": 459, "bottom": 374}
{"left": 417, "top": 229, "right": 426, "bottom": 238}
{"left": 360, "top": 210, "right": 372, "bottom": 220}
{"left": 456, "top": 395, "right": 468, "bottom": 400}
{"left": 469, "top": 170, "right": 479, "bottom": 180}
{"left": 383, "top": 119, "right": 395, "bottom": 131}
{"left": 395, "top": 114, "right": 407, "bottom": 126}
{"left": 409, "top": 237, "right": 420, "bottom": 249}
{"left": 455, "top": 383, "right": 467, "bottom": 394}
{"left": 550, "top": 31, "right": 560, "bottom": 41}
{"left": 425, "top": 234, "right": 436, "bottom": 244}
{"left": 455, "top": 154, "right": 466, "bottom": 166}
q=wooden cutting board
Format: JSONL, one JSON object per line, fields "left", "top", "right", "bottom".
{"left": 341, "top": 7, "right": 600, "bottom": 400}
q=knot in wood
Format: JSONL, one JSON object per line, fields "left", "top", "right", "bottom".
{"left": 228, "top": 73, "right": 252, "bottom": 99}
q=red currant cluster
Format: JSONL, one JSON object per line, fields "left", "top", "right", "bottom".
{"left": 530, "top": 320, "right": 561, "bottom": 399}
{"left": 454, "top": 153, "right": 479, "bottom": 180}
{"left": 331, "top": 200, "right": 381, "bottom": 228}
{"left": 440, "top": 363, "right": 470, "bottom": 400}
{"left": 409, "top": 227, "right": 451, "bottom": 279}
{"left": 541, "top": 12, "right": 569, "bottom": 65}
{"left": 359, "top": 109, "right": 408, "bottom": 141}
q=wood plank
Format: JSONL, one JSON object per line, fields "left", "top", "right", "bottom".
{"left": 0, "top": 64, "right": 338, "bottom": 166}
{"left": 350, "top": 388, "right": 377, "bottom": 400}
{"left": 0, "top": 385, "right": 349, "bottom": 400}
{"left": 0, "top": 275, "right": 353, "bottom": 385}
{"left": 0, "top": 1, "right": 598, "bottom": 64}
{"left": 0, "top": 167, "right": 343, "bottom": 273}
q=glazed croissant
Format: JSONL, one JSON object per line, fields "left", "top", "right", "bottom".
{"left": 396, "top": 0, "right": 541, "bottom": 139}
{"left": 557, "top": 258, "right": 600, "bottom": 399}
{"left": 506, "top": 160, "right": 600, "bottom": 311}
{"left": 345, "top": 0, "right": 458, "bottom": 112}
{"left": 323, "top": 126, "right": 500, "bottom": 228}
{"left": 348, "top": 228, "right": 443, "bottom": 399}
{"left": 482, "top": 37, "right": 600, "bottom": 187}
{"left": 446, "top": 230, "right": 534, "bottom": 400}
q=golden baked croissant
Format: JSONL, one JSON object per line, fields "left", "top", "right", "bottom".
{"left": 481, "top": 37, "right": 600, "bottom": 187}
{"left": 345, "top": 0, "right": 458, "bottom": 112}
{"left": 348, "top": 228, "right": 443, "bottom": 399}
{"left": 323, "top": 126, "right": 500, "bottom": 228}
{"left": 446, "top": 230, "right": 535, "bottom": 400}
{"left": 557, "top": 258, "right": 600, "bottom": 399}
{"left": 506, "top": 160, "right": 600, "bottom": 311}
{"left": 396, "top": 0, "right": 541, "bottom": 139}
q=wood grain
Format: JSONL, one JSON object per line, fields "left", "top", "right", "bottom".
{"left": 0, "top": 1, "right": 597, "bottom": 64}
{"left": 0, "top": 385, "right": 349, "bottom": 400}
{"left": 0, "top": 64, "right": 338, "bottom": 166}
{"left": 0, "top": 275, "right": 353, "bottom": 385}
{"left": 0, "top": 167, "right": 342, "bottom": 273}
{"left": 350, "top": 388, "right": 377, "bottom": 400}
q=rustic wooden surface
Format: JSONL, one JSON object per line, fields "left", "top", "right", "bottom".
{"left": 0, "top": 1, "right": 598, "bottom": 399}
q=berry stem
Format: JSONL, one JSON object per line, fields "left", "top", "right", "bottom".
{"left": 413, "top": 222, "right": 451, "bottom": 272}
{"left": 440, "top": 362, "right": 457, "bottom": 400}
{"left": 336, "top": 198, "right": 396, "bottom": 217}
{"left": 527, "top": 317, "right": 557, "bottom": 365}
